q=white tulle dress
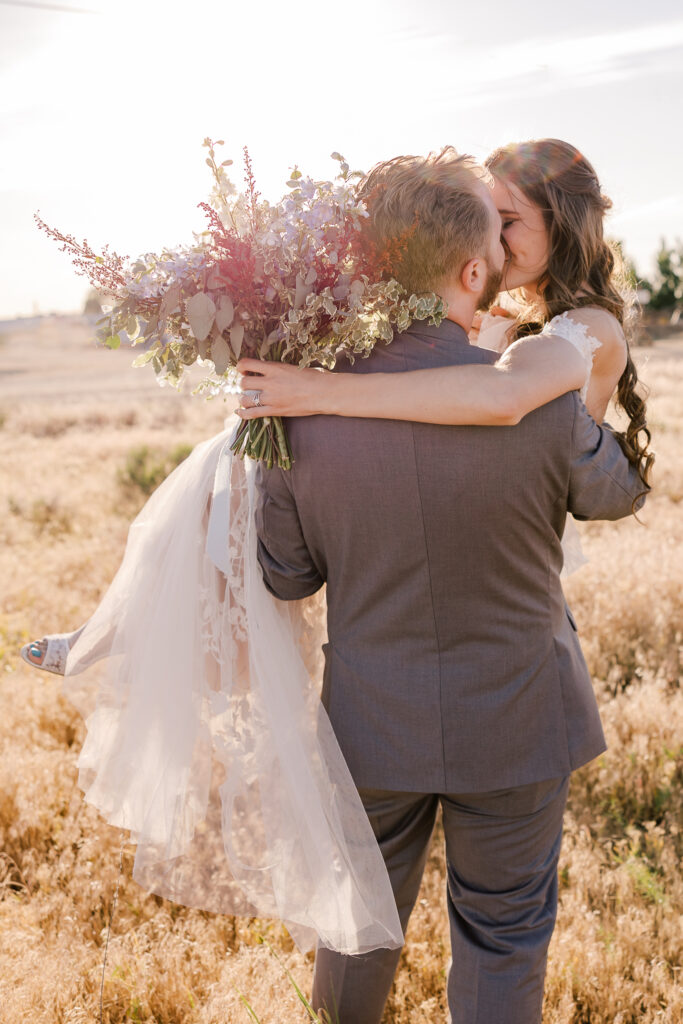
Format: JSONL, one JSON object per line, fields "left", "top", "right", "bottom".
{"left": 62, "top": 311, "right": 600, "bottom": 953}
{"left": 64, "top": 433, "right": 403, "bottom": 954}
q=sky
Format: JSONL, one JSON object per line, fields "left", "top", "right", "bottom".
{"left": 1, "top": 0, "right": 682, "bottom": 319}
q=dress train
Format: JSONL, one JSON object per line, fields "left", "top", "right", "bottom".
{"left": 61, "top": 422, "right": 402, "bottom": 955}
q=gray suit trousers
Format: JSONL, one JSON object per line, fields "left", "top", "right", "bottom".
{"left": 312, "top": 776, "right": 570, "bottom": 1024}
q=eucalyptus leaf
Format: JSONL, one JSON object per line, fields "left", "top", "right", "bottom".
{"left": 211, "top": 335, "right": 231, "bottom": 375}
{"left": 215, "top": 295, "right": 234, "bottom": 333}
{"left": 230, "top": 324, "right": 244, "bottom": 360}
{"left": 186, "top": 291, "right": 216, "bottom": 342}
{"left": 126, "top": 316, "right": 140, "bottom": 341}
{"left": 104, "top": 335, "right": 121, "bottom": 349}
{"left": 294, "top": 273, "right": 311, "bottom": 309}
{"left": 377, "top": 319, "right": 393, "bottom": 342}
{"left": 160, "top": 284, "right": 181, "bottom": 321}
{"left": 132, "top": 348, "right": 157, "bottom": 367}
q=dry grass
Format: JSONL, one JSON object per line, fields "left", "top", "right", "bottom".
{"left": 0, "top": 318, "right": 681, "bottom": 1023}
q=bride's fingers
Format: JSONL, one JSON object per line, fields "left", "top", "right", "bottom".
{"left": 235, "top": 361, "right": 330, "bottom": 417}
{"left": 237, "top": 384, "right": 271, "bottom": 414}
{"left": 236, "top": 358, "right": 293, "bottom": 378}
{"left": 237, "top": 397, "right": 269, "bottom": 415}
{"left": 235, "top": 358, "right": 265, "bottom": 376}
{"left": 237, "top": 358, "right": 305, "bottom": 380}
{"left": 236, "top": 405, "right": 274, "bottom": 420}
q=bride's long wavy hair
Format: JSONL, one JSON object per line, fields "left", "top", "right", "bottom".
{"left": 485, "top": 138, "right": 654, "bottom": 493}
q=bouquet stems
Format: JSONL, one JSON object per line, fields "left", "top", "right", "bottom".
{"left": 230, "top": 416, "right": 293, "bottom": 470}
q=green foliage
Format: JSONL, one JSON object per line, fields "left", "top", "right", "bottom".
{"left": 647, "top": 238, "right": 683, "bottom": 310}
{"left": 625, "top": 857, "right": 667, "bottom": 905}
{"left": 82, "top": 289, "right": 103, "bottom": 315}
{"left": 237, "top": 939, "right": 339, "bottom": 1024}
{"left": 598, "top": 745, "right": 682, "bottom": 831}
{"left": 7, "top": 496, "right": 73, "bottom": 537}
{"left": 118, "top": 443, "right": 193, "bottom": 499}
{"left": 127, "top": 996, "right": 145, "bottom": 1022}
{"left": 237, "top": 989, "right": 263, "bottom": 1023}
{"left": 29, "top": 498, "right": 73, "bottom": 537}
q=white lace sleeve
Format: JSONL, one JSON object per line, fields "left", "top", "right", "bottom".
{"left": 538, "top": 311, "right": 602, "bottom": 402}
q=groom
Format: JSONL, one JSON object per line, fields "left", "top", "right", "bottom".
{"left": 253, "top": 149, "right": 646, "bottom": 1023}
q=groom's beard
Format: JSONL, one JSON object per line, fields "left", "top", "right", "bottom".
{"left": 479, "top": 265, "right": 504, "bottom": 312}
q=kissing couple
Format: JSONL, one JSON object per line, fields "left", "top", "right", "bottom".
{"left": 23, "top": 139, "right": 652, "bottom": 1023}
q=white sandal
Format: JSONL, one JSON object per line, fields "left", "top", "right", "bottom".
{"left": 20, "top": 634, "right": 73, "bottom": 676}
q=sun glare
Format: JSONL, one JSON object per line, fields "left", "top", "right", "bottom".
{"left": 1, "top": 0, "right": 682, "bottom": 317}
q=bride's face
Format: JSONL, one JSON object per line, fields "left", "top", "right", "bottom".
{"left": 491, "top": 176, "right": 550, "bottom": 292}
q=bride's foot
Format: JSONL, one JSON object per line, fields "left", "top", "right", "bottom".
{"left": 20, "top": 627, "right": 85, "bottom": 676}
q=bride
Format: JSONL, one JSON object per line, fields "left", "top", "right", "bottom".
{"left": 21, "top": 138, "right": 653, "bottom": 953}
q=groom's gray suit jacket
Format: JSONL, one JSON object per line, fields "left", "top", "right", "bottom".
{"left": 255, "top": 320, "right": 646, "bottom": 793}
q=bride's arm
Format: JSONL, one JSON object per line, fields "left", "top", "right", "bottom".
{"left": 237, "top": 309, "right": 628, "bottom": 427}
{"left": 237, "top": 333, "right": 587, "bottom": 427}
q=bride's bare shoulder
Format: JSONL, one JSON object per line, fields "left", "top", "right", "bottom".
{"left": 560, "top": 307, "right": 628, "bottom": 388}
{"left": 562, "top": 307, "right": 626, "bottom": 349}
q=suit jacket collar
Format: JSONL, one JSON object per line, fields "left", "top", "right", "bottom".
{"left": 402, "top": 318, "right": 470, "bottom": 347}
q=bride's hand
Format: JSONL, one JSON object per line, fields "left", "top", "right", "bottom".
{"left": 236, "top": 359, "right": 338, "bottom": 418}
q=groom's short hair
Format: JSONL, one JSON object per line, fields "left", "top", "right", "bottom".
{"left": 357, "top": 147, "right": 492, "bottom": 294}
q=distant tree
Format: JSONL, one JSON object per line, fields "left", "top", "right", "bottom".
{"left": 647, "top": 239, "right": 683, "bottom": 312}
{"left": 83, "top": 288, "right": 103, "bottom": 315}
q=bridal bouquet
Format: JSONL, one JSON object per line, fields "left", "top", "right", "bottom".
{"left": 36, "top": 140, "right": 445, "bottom": 468}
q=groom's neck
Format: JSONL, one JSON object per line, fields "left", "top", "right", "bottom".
{"left": 444, "top": 297, "right": 476, "bottom": 335}
{"left": 445, "top": 309, "right": 474, "bottom": 333}
{"left": 436, "top": 280, "right": 477, "bottom": 336}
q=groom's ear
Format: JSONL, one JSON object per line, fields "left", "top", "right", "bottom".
{"left": 460, "top": 256, "right": 487, "bottom": 296}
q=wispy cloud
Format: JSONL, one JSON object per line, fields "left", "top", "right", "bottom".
{"left": 417, "top": 18, "right": 683, "bottom": 106}
{"left": 609, "top": 194, "right": 683, "bottom": 227}
{"left": 0, "top": 0, "right": 97, "bottom": 11}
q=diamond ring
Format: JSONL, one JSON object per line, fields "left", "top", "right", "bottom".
{"left": 242, "top": 389, "right": 262, "bottom": 407}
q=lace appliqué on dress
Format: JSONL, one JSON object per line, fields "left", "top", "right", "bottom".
{"left": 538, "top": 311, "right": 602, "bottom": 404}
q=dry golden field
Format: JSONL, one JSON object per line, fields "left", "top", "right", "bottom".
{"left": 0, "top": 316, "right": 681, "bottom": 1023}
